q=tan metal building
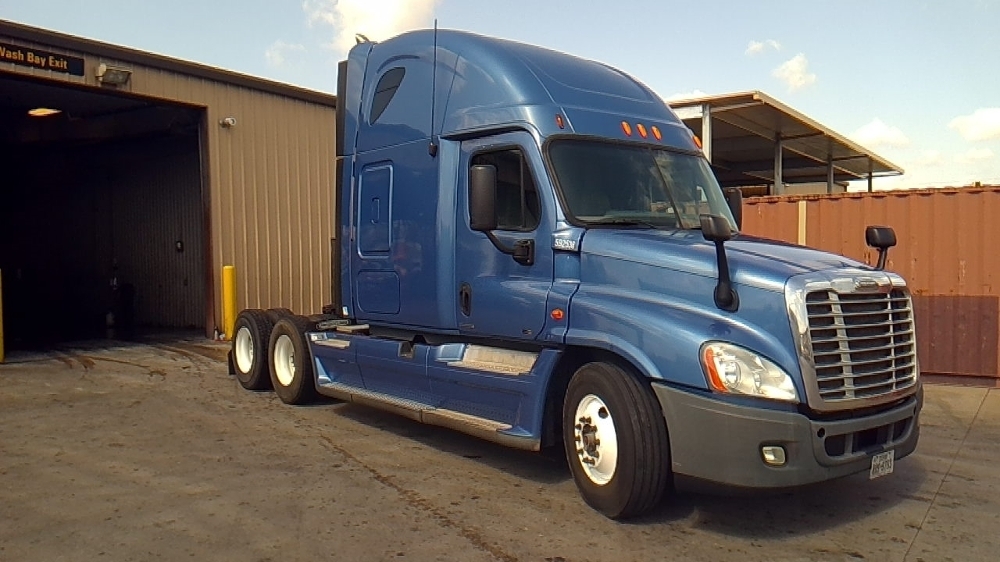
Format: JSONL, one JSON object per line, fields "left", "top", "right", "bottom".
{"left": 0, "top": 19, "right": 336, "bottom": 347}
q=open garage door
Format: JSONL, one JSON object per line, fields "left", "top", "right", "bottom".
{"left": 0, "top": 72, "right": 208, "bottom": 349}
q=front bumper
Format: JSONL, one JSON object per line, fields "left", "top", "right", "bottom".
{"left": 651, "top": 382, "right": 922, "bottom": 488}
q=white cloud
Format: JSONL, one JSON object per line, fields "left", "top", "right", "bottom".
{"left": 948, "top": 108, "right": 1000, "bottom": 141}
{"left": 954, "top": 147, "right": 995, "bottom": 164}
{"left": 851, "top": 118, "right": 911, "bottom": 148}
{"left": 915, "top": 150, "right": 945, "bottom": 167}
{"left": 303, "top": 0, "right": 440, "bottom": 57}
{"left": 772, "top": 53, "right": 816, "bottom": 91}
{"left": 745, "top": 39, "right": 781, "bottom": 56}
{"left": 665, "top": 89, "right": 707, "bottom": 102}
{"left": 265, "top": 40, "right": 306, "bottom": 68}
{"left": 848, "top": 146, "right": 999, "bottom": 191}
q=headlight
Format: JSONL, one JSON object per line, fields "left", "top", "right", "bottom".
{"left": 700, "top": 342, "right": 798, "bottom": 403}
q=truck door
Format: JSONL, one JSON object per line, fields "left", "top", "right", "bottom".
{"left": 455, "top": 132, "right": 555, "bottom": 340}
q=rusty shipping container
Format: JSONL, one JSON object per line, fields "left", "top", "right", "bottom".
{"left": 743, "top": 186, "right": 1000, "bottom": 380}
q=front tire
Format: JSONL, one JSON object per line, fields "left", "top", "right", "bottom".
{"left": 232, "top": 309, "right": 274, "bottom": 391}
{"left": 563, "top": 361, "right": 671, "bottom": 519}
{"left": 268, "top": 316, "right": 318, "bottom": 405}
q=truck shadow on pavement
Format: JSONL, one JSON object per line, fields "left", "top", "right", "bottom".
{"left": 325, "top": 399, "right": 572, "bottom": 485}
{"left": 634, "top": 461, "right": 930, "bottom": 534}
{"left": 321, "top": 396, "right": 930, "bottom": 534}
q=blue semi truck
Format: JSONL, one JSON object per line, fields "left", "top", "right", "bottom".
{"left": 230, "top": 30, "right": 921, "bottom": 519}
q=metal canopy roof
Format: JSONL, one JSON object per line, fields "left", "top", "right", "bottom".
{"left": 669, "top": 91, "right": 903, "bottom": 190}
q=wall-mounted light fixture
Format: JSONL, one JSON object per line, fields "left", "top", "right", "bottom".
{"left": 219, "top": 117, "right": 237, "bottom": 128}
{"left": 96, "top": 63, "right": 132, "bottom": 86}
{"left": 28, "top": 107, "right": 62, "bottom": 117}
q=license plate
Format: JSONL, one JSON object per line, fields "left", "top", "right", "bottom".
{"left": 869, "top": 450, "right": 895, "bottom": 479}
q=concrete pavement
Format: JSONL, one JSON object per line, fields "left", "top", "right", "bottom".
{"left": 0, "top": 338, "right": 997, "bottom": 561}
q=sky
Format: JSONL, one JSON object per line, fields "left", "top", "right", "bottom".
{"left": 2, "top": 0, "right": 998, "bottom": 190}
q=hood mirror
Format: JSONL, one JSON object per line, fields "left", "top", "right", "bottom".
{"left": 701, "top": 214, "right": 739, "bottom": 312}
{"left": 865, "top": 225, "right": 896, "bottom": 270}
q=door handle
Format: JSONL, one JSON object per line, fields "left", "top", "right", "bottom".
{"left": 459, "top": 283, "right": 472, "bottom": 317}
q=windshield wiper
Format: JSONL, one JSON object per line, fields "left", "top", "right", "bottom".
{"left": 587, "top": 218, "right": 659, "bottom": 229}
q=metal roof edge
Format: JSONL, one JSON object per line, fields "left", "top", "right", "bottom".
{"left": 0, "top": 18, "right": 337, "bottom": 108}
{"left": 667, "top": 91, "right": 759, "bottom": 108}
{"left": 668, "top": 90, "right": 904, "bottom": 176}
{"left": 749, "top": 91, "right": 903, "bottom": 174}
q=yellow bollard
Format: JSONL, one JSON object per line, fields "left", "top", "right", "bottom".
{"left": 222, "top": 265, "right": 237, "bottom": 341}
{"left": 0, "top": 268, "right": 4, "bottom": 364}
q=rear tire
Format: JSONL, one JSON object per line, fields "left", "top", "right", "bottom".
{"left": 563, "top": 361, "right": 671, "bottom": 519}
{"left": 231, "top": 309, "right": 274, "bottom": 391}
{"left": 268, "top": 316, "right": 318, "bottom": 405}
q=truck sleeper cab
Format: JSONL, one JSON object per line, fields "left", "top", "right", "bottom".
{"left": 230, "top": 29, "right": 921, "bottom": 520}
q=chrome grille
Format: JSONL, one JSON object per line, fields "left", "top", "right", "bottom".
{"left": 805, "top": 288, "right": 917, "bottom": 402}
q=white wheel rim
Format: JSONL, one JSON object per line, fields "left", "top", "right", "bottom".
{"left": 234, "top": 326, "right": 254, "bottom": 373}
{"left": 273, "top": 334, "right": 296, "bottom": 387}
{"left": 573, "top": 394, "right": 618, "bottom": 486}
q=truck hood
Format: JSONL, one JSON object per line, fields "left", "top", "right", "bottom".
{"left": 580, "top": 229, "right": 867, "bottom": 292}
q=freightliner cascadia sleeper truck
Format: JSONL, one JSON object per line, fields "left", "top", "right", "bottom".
{"left": 230, "top": 30, "right": 921, "bottom": 519}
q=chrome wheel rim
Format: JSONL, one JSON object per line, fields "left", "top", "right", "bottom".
{"left": 573, "top": 394, "right": 618, "bottom": 486}
{"left": 234, "top": 326, "right": 254, "bottom": 373}
{"left": 273, "top": 334, "right": 296, "bottom": 387}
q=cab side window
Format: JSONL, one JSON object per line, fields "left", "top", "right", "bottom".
{"left": 471, "top": 149, "right": 541, "bottom": 231}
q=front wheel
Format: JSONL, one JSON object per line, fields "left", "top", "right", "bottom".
{"left": 563, "top": 361, "right": 671, "bottom": 519}
{"left": 268, "top": 316, "right": 318, "bottom": 405}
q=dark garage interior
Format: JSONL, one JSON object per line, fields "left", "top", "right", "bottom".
{"left": 0, "top": 73, "right": 207, "bottom": 348}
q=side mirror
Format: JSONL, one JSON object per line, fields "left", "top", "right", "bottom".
{"left": 724, "top": 187, "right": 743, "bottom": 230}
{"left": 700, "top": 214, "right": 733, "bottom": 243}
{"left": 865, "top": 225, "right": 896, "bottom": 271}
{"left": 469, "top": 164, "right": 497, "bottom": 232}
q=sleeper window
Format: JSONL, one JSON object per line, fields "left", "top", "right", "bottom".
{"left": 369, "top": 67, "right": 405, "bottom": 124}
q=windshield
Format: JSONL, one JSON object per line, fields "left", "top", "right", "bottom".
{"left": 548, "top": 139, "right": 737, "bottom": 230}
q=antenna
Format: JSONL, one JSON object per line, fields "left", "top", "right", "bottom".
{"left": 428, "top": 19, "right": 439, "bottom": 158}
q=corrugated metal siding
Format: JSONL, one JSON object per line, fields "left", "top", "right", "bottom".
{"left": 744, "top": 187, "right": 1000, "bottom": 379}
{"left": 106, "top": 136, "right": 205, "bottom": 328}
{"left": 133, "top": 68, "right": 336, "bottom": 326}
{"left": 0, "top": 137, "right": 203, "bottom": 335}
{"left": 1, "top": 36, "right": 337, "bottom": 333}
{"left": 742, "top": 199, "right": 800, "bottom": 244}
